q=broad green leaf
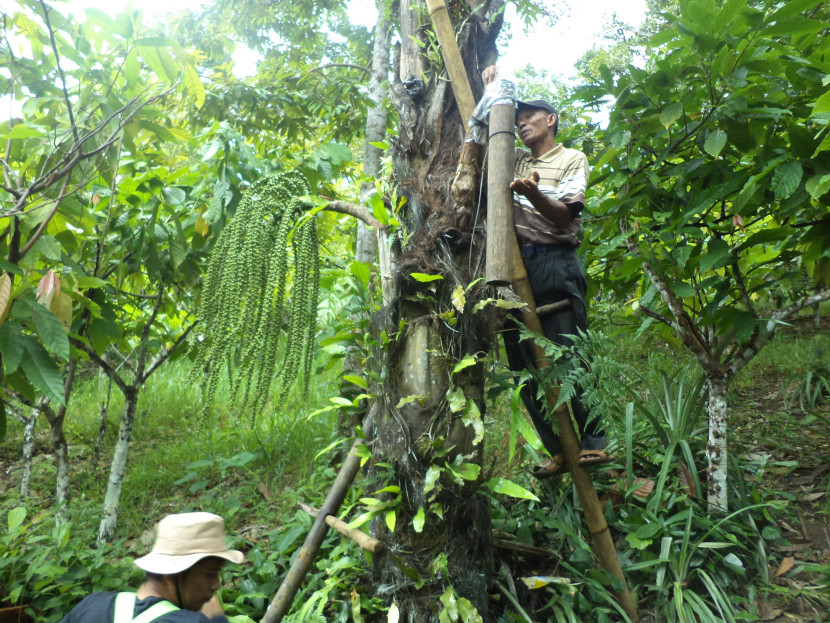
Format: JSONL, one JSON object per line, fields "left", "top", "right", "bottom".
{"left": 699, "top": 238, "right": 731, "bottom": 272}
{"left": 805, "top": 174, "right": 830, "bottom": 200}
{"left": 703, "top": 129, "right": 727, "bottom": 158}
{"left": 772, "top": 161, "right": 802, "bottom": 200}
{"left": 812, "top": 90, "right": 830, "bottom": 115}
{"left": 450, "top": 461, "right": 479, "bottom": 481}
{"left": 486, "top": 477, "right": 540, "bottom": 501}
{"left": 385, "top": 509, "right": 396, "bottom": 533}
{"left": 660, "top": 103, "right": 683, "bottom": 129}
{"left": 20, "top": 339, "right": 66, "bottom": 404}
{"left": 8, "top": 507, "right": 26, "bottom": 532}
{"left": 0, "top": 399, "right": 5, "bottom": 443}
{"left": 447, "top": 387, "right": 466, "bottom": 413}
{"left": 410, "top": 272, "right": 443, "bottom": 282}
{"left": 412, "top": 507, "right": 425, "bottom": 533}
{"left": 183, "top": 64, "right": 206, "bottom": 109}
{"left": 452, "top": 354, "right": 477, "bottom": 375}
{"left": 762, "top": 18, "right": 826, "bottom": 37}
{"left": 170, "top": 229, "right": 188, "bottom": 270}
{"left": 669, "top": 282, "right": 695, "bottom": 298}
{"left": 0, "top": 124, "right": 44, "bottom": 140}
{"left": 461, "top": 400, "right": 484, "bottom": 446}
{"left": 349, "top": 260, "right": 371, "bottom": 285}
{"left": 0, "top": 322, "right": 24, "bottom": 373}
{"left": 423, "top": 465, "right": 441, "bottom": 495}
{"left": 32, "top": 303, "right": 70, "bottom": 361}
{"left": 343, "top": 374, "right": 367, "bottom": 389}
{"left": 162, "top": 187, "right": 186, "bottom": 206}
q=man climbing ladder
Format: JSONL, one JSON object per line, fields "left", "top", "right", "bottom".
{"left": 481, "top": 66, "right": 612, "bottom": 478}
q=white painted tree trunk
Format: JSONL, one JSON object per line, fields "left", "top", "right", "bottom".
{"left": 19, "top": 409, "right": 38, "bottom": 498}
{"left": 97, "top": 392, "right": 138, "bottom": 544}
{"left": 705, "top": 376, "right": 730, "bottom": 511}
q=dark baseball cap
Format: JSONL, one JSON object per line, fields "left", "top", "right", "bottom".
{"left": 516, "top": 99, "right": 557, "bottom": 115}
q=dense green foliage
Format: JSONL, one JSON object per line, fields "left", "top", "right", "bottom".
{"left": 2, "top": 0, "right": 830, "bottom": 620}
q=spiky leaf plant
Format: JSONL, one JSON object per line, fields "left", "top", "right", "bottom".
{"left": 192, "top": 172, "right": 319, "bottom": 417}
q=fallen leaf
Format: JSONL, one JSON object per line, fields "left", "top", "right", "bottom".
{"left": 774, "top": 556, "right": 794, "bottom": 578}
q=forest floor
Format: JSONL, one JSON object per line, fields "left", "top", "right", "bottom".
{"left": 711, "top": 313, "right": 829, "bottom": 622}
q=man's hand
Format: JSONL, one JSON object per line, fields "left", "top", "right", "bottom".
{"left": 510, "top": 170, "right": 543, "bottom": 201}
{"left": 511, "top": 171, "right": 573, "bottom": 229}
{"left": 482, "top": 65, "right": 498, "bottom": 86}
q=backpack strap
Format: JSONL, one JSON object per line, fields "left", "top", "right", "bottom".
{"left": 113, "top": 592, "right": 179, "bottom": 623}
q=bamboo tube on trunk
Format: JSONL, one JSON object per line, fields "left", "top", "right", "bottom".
{"left": 509, "top": 240, "right": 638, "bottom": 622}
{"left": 485, "top": 103, "right": 516, "bottom": 286}
{"left": 424, "top": 0, "right": 476, "bottom": 122}
{"left": 298, "top": 501, "right": 386, "bottom": 553}
{"left": 261, "top": 408, "right": 375, "bottom": 623}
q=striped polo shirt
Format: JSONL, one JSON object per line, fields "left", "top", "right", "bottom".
{"left": 513, "top": 143, "right": 590, "bottom": 247}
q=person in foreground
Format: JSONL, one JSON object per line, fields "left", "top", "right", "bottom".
{"left": 60, "top": 512, "right": 244, "bottom": 623}
{"left": 482, "top": 65, "right": 611, "bottom": 478}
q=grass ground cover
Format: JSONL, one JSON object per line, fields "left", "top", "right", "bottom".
{"left": 1, "top": 310, "right": 828, "bottom": 622}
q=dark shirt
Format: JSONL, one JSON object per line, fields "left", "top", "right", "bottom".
{"left": 59, "top": 592, "right": 229, "bottom": 623}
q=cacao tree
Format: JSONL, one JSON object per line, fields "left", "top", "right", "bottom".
{"left": 580, "top": 0, "right": 830, "bottom": 510}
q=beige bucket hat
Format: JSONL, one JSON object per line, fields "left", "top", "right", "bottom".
{"left": 134, "top": 512, "right": 244, "bottom": 575}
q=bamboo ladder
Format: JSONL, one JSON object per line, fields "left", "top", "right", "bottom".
{"left": 430, "top": 0, "right": 638, "bottom": 618}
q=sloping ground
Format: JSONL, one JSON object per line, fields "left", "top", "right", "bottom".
{"left": 731, "top": 314, "right": 830, "bottom": 622}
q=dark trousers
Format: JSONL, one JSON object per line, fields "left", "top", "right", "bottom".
{"left": 502, "top": 244, "right": 604, "bottom": 457}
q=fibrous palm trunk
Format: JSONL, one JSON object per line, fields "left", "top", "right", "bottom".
{"left": 366, "top": 0, "right": 502, "bottom": 617}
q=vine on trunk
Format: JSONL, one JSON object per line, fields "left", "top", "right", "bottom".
{"left": 192, "top": 172, "right": 319, "bottom": 417}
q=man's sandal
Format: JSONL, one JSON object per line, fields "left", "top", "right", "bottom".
{"left": 577, "top": 449, "right": 615, "bottom": 467}
{"left": 532, "top": 454, "right": 566, "bottom": 479}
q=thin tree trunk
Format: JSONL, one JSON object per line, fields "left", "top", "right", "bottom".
{"left": 42, "top": 358, "right": 77, "bottom": 524}
{"left": 19, "top": 408, "right": 38, "bottom": 498}
{"left": 356, "top": 0, "right": 391, "bottom": 265}
{"left": 97, "top": 387, "right": 138, "bottom": 544}
{"left": 705, "top": 375, "right": 729, "bottom": 511}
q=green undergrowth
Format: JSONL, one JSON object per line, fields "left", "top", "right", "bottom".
{"left": 2, "top": 311, "right": 829, "bottom": 622}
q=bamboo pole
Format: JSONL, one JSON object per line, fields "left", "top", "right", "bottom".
{"left": 485, "top": 103, "right": 516, "bottom": 286}
{"left": 509, "top": 241, "right": 639, "bottom": 622}
{"left": 424, "top": 0, "right": 476, "bottom": 122}
{"left": 261, "top": 408, "right": 375, "bottom": 623}
{"left": 298, "top": 501, "right": 386, "bottom": 553}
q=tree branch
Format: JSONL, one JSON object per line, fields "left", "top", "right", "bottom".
{"left": 638, "top": 305, "right": 674, "bottom": 327}
{"left": 143, "top": 321, "right": 197, "bottom": 380}
{"left": 71, "top": 338, "right": 130, "bottom": 396}
{"left": 322, "top": 199, "right": 388, "bottom": 231}
{"left": 16, "top": 173, "right": 72, "bottom": 261}
{"left": 727, "top": 288, "right": 830, "bottom": 378}
{"left": 39, "top": 0, "right": 80, "bottom": 144}
{"left": 299, "top": 63, "right": 370, "bottom": 79}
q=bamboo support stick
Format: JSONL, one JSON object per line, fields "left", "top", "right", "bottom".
{"left": 261, "top": 408, "right": 376, "bottom": 623}
{"left": 485, "top": 103, "right": 516, "bottom": 286}
{"left": 536, "top": 299, "right": 571, "bottom": 316}
{"left": 424, "top": 0, "right": 476, "bottom": 122}
{"left": 298, "top": 501, "right": 386, "bottom": 553}
{"left": 509, "top": 240, "right": 639, "bottom": 622}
